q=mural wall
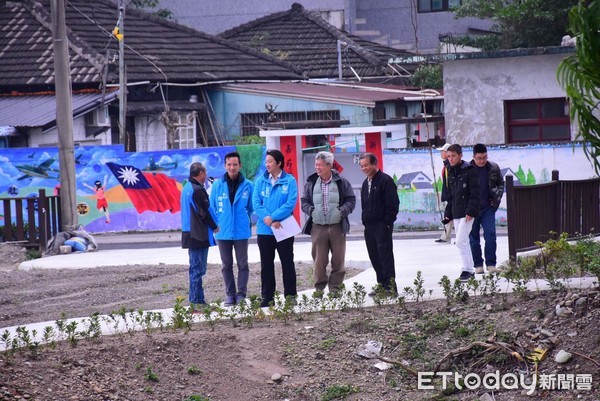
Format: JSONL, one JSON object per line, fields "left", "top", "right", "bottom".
{"left": 0, "top": 145, "right": 265, "bottom": 234}
{"left": 0, "top": 142, "right": 595, "bottom": 233}
{"left": 383, "top": 143, "right": 597, "bottom": 229}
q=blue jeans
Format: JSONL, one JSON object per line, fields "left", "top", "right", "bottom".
{"left": 469, "top": 206, "right": 497, "bottom": 267}
{"left": 188, "top": 247, "right": 209, "bottom": 304}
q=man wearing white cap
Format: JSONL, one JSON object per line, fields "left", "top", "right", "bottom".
{"left": 435, "top": 143, "right": 453, "bottom": 243}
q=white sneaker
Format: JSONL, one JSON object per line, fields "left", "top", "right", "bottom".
{"left": 474, "top": 266, "right": 484, "bottom": 274}
{"left": 487, "top": 265, "right": 503, "bottom": 273}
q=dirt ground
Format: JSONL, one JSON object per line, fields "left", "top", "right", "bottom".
{"left": 0, "top": 243, "right": 599, "bottom": 401}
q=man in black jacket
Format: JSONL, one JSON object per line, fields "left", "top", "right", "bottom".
{"left": 181, "top": 162, "right": 219, "bottom": 310}
{"left": 469, "top": 144, "right": 505, "bottom": 274}
{"left": 359, "top": 153, "right": 399, "bottom": 294}
{"left": 444, "top": 144, "right": 480, "bottom": 281}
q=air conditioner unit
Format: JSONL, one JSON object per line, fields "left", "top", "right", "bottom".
{"left": 86, "top": 106, "right": 110, "bottom": 127}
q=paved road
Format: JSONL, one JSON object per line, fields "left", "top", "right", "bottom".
{"left": 94, "top": 227, "right": 508, "bottom": 250}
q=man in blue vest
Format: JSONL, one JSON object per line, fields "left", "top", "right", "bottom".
{"left": 209, "top": 152, "right": 254, "bottom": 306}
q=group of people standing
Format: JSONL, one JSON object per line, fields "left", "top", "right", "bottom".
{"left": 180, "top": 143, "right": 503, "bottom": 311}
{"left": 438, "top": 143, "right": 505, "bottom": 281}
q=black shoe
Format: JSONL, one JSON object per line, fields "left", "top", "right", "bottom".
{"left": 259, "top": 299, "right": 272, "bottom": 308}
{"left": 435, "top": 239, "right": 447, "bottom": 243}
{"left": 223, "top": 295, "right": 236, "bottom": 307}
{"left": 368, "top": 290, "right": 377, "bottom": 297}
{"left": 459, "top": 271, "right": 475, "bottom": 281}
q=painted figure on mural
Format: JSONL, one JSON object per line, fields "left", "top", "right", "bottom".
{"left": 83, "top": 175, "right": 110, "bottom": 223}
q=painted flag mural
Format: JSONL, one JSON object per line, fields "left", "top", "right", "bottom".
{"left": 106, "top": 162, "right": 181, "bottom": 213}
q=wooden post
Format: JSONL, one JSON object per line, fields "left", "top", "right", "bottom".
{"left": 505, "top": 175, "right": 516, "bottom": 263}
{"left": 38, "top": 189, "right": 48, "bottom": 253}
{"left": 552, "top": 170, "right": 560, "bottom": 234}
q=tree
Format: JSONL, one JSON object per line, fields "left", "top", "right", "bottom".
{"left": 453, "top": 0, "right": 578, "bottom": 49}
{"left": 130, "top": 0, "right": 172, "bottom": 19}
{"left": 557, "top": 1, "right": 600, "bottom": 174}
{"left": 409, "top": 64, "right": 443, "bottom": 89}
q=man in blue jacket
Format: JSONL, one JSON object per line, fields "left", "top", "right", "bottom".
{"left": 209, "top": 152, "right": 254, "bottom": 306}
{"left": 181, "top": 162, "right": 218, "bottom": 311}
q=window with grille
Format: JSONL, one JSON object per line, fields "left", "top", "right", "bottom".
{"left": 506, "top": 98, "right": 571, "bottom": 143}
{"left": 173, "top": 112, "right": 196, "bottom": 149}
{"left": 418, "top": 0, "right": 461, "bottom": 12}
{"left": 240, "top": 110, "right": 341, "bottom": 136}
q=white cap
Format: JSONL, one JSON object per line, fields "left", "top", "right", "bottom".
{"left": 438, "top": 143, "right": 451, "bottom": 152}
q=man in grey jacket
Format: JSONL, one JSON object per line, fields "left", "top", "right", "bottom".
{"left": 301, "top": 151, "right": 356, "bottom": 295}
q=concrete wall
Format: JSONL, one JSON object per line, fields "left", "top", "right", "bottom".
{"left": 159, "top": 0, "right": 492, "bottom": 53}
{"left": 443, "top": 53, "right": 573, "bottom": 146}
{"left": 354, "top": 0, "right": 493, "bottom": 52}
{"left": 160, "top": 0, "right": 347, "bottom": 34}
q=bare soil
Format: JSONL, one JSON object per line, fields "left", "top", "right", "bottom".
{"left": 0, "top": 243, "right": 599, "bottom": 401}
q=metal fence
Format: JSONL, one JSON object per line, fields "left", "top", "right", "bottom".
{"left": 506, "top": 170, "right": 600, "bottom": 261}
{"left": 0, "top": 189, "right": 61, "bottom": 253}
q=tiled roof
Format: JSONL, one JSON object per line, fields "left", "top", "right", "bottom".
{"left": 0, "top": 0, "right": 304, "bottom": 87}
{"left": 220, "top": 3, "right": 415, "bottom": 80}
{"left": 0, "top": 91, "right": 118, "bottom": 127}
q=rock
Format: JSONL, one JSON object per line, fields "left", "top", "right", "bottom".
{"left": 372, "top": 362, "right": 394, "bottom": 371}
{"left": 554, "top": 350, "right": 572, "bottom": 364}
{"left": 575, "top": 297, "right": 587, "bottom": 307}
{"left": 540, "top": 329, "right": 554, "bottom": 337}
{"left": 485, "top": 304, "right": 492, "bottom": 311}
{"left": 480, "top": 393, "right": 494, "bottom": 401}
{"left": 555, "top": 304, "right": 573, "bottom": 318}
{"left": 542, "top": 315, "right": 555, "bottom": 327}
{"left": 565, "top": 300, "right": 573, "bottom": 307}
{"left": 270, "top": 373, "right": 282, "bottom": 382}
{"left": 356, "top": 340, "right": 382, "bottom": 359}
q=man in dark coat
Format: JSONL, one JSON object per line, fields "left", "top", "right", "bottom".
{"left": 359, "top": 152, "right": 399, "bottom": 295}
{"left": 469, "top": 143, "right": 505, "bottom": 274}
{"left": 181, "top": 162, "right": 218, "bottom": 310}
{"left": 444, "top": 144, "right": 480, "bottom": 281}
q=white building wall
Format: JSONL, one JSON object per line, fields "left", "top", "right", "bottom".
{"left": 29, "top": 116, "right": 109, "bottom": 148}
{"left": 443, "top": 53, "right": 573, "bottom": 146}
{"left": 134, "top": 116, "right": 166, "bottom": 151}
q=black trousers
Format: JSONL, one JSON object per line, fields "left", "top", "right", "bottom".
{"left": 364, "top": 220, "right": 396, "bottom": 290}
{"left": 257, "top": 235, "right": 297, "bottom": 302}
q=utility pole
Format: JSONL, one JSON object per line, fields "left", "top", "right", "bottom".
{"left": 118, "top": 0, "right": 127, "bottom": 149}
{"left": 50, "top": 0, "right": 78, "bottom": 231}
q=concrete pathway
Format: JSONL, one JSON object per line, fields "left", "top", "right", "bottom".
{"left": 5, "top": 235, "right": 596, "bottom": 351}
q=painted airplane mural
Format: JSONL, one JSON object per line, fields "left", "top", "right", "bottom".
{"left": 16, "top": 157, "right": 59, "bottom": 181}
